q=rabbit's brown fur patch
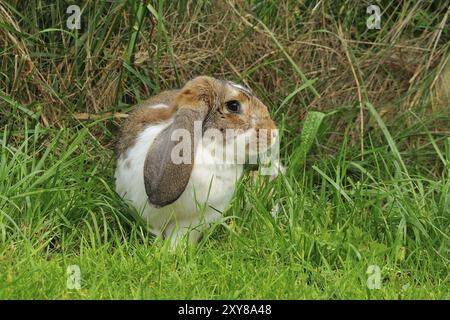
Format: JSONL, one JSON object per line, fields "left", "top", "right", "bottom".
{"left": 117, "top": 90, "right": 179, "bottom": 155}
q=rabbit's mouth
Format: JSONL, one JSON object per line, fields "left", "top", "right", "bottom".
{"left": 227, "top": 127, "right": 279, "bottom": 164}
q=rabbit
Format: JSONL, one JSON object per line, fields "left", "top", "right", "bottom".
{"left": 115, "top": 76, "right": 279, "bottom": 246}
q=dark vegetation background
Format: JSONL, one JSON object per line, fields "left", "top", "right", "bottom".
{"left": 1, "top": 1, "right": 448, "bottom": 160}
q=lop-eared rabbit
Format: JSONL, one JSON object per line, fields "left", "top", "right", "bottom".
{"left": 115, "top": 76, "right": 278, "bottom": 246}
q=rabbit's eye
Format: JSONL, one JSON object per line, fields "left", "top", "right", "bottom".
{"left": 225, "top": 100, "right": 241, "bottom": 113}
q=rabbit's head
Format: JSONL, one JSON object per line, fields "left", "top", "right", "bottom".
{"left": 144, "top": 76, "right": 278, "bottom": 207}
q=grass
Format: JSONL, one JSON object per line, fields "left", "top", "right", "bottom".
{"left": 0, "top": 1, "right": 449, "bottom": 299}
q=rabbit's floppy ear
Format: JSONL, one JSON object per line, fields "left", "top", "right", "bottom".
{"left": 144, "top": 77, "right": 216, "bottom": 207}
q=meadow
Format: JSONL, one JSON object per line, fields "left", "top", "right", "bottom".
{"left": 0, "top": 1, "right": 449, "bottom": 299}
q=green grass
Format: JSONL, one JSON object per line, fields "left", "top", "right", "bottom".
{"left": 0, "top": 111, "right": 448, "bottom": 299}
{"left": 0, "top": 0, "right": 449, "bottom": 299}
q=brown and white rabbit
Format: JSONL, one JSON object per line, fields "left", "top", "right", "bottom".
{"left": 115, "top": 76, "right": 278, "bottom": 246}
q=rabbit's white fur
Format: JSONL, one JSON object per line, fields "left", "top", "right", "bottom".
{"left": 115, "top": 118, "right": 243, "bottom": 245}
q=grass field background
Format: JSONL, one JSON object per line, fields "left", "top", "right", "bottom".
{"left": 0, "top": 1, "right": 449, "bottom": 299}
